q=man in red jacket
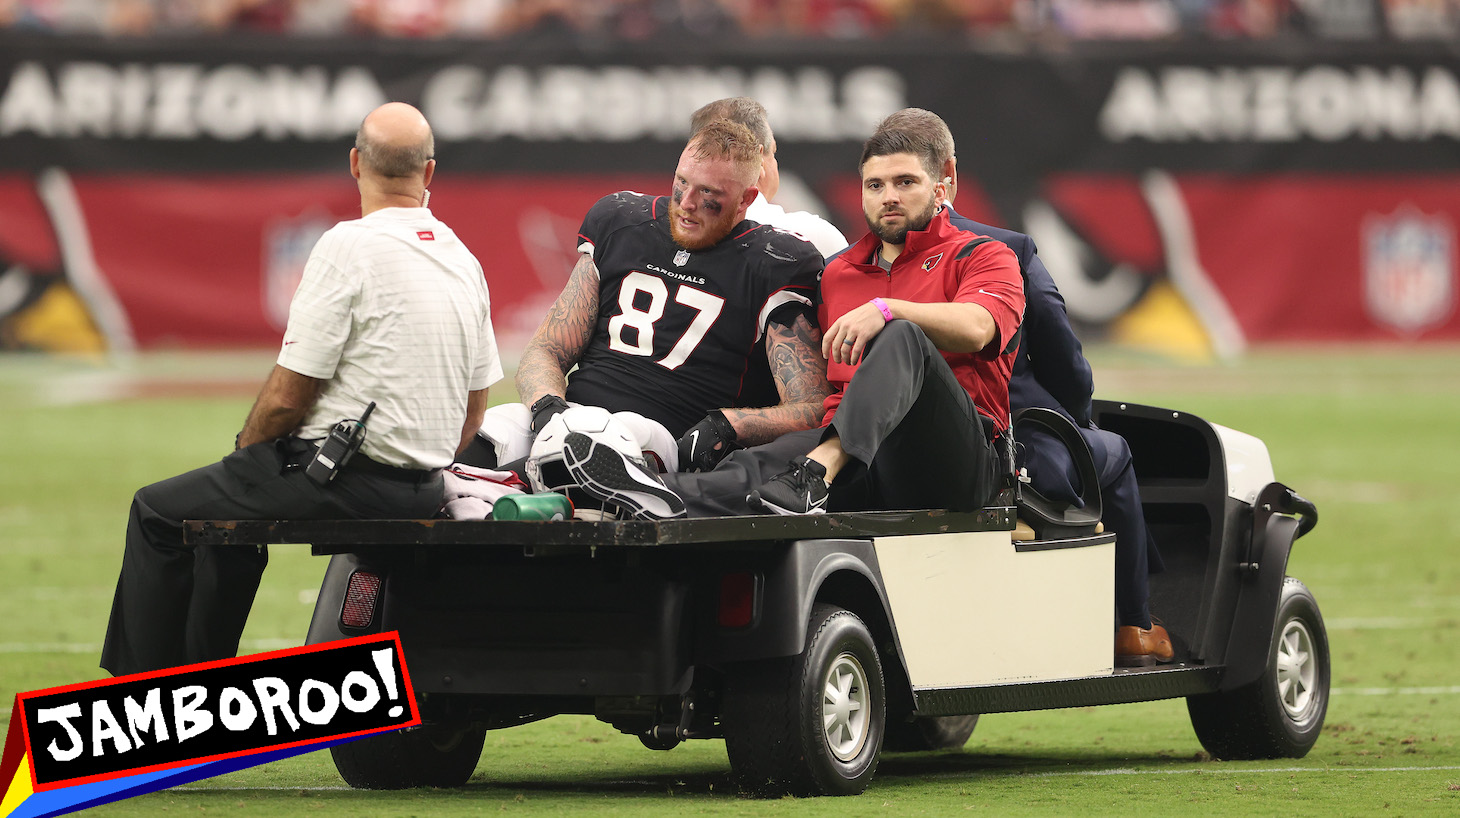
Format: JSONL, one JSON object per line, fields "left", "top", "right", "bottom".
{"left": 745, "top": 128, "right": 1025, "bottom": 514}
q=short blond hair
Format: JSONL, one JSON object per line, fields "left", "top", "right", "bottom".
{"left": 686, "top": 118, "right": 761, "bottom": 189}
{"left": 690, "top": 97, "right": 771, "bottom": 153}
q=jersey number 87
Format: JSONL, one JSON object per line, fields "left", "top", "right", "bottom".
{"left": 608, "top": 271, "right": 725, "bottom": 370}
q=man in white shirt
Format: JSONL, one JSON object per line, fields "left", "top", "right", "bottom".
{"left": 101, "top": 102, "right": 502, "bottom": 677}
{"left": 689, "top": 97, "right": 850, "bottom": 260}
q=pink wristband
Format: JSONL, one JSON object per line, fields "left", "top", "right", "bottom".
{"left": 870, "top": 297, "right": 894, "bottom": 323}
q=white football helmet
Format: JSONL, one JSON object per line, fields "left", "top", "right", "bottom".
{"left": 527, "top": 407, "right": 646, "bottom": 521}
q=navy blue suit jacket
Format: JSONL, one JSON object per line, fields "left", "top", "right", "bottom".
{"left": 941, "top": 209, "right": 1162, "bottom": 576}
{"left": 943, "top": 207, "right": 1093, "bottom": 426}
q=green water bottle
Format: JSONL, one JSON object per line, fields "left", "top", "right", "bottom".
{"left": 492, "top": 493, "right": 574, "bottom": 521}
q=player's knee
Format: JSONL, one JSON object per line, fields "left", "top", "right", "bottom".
{"left": 479, "top": 403, "right": 534, "bottom": 464}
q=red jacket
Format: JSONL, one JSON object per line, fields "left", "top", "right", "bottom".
{"left": 819, "top": 208, "right": 1025, "bottom": 433}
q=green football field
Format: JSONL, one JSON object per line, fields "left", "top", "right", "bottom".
{"left": 2, "top": 346, "right": 1458, "bottom": 816}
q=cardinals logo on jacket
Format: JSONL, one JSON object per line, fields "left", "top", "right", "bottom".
{"left": 921, "top": 253, "right": 943, "bottom": 272}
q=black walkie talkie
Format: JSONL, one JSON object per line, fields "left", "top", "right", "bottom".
{"left": 306, "top": 401, "right": 376, "bottom": 485}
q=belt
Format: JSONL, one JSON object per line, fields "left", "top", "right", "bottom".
{"left": 348, "top": 454, "right": 439, "bottom": 483}
{"left": 290, "top": 437, "right": 438, "bottom": 483}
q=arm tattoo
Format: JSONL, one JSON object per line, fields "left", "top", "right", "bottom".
{"left": 516, "top": 254, "right": 599, "bottom": 405}
{"left": 722, "top": 313, "right": 833, "bottom": 446}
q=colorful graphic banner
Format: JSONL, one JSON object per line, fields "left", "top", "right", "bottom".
{"left": 1, "top": 634, "right": 417, "bottom": 817}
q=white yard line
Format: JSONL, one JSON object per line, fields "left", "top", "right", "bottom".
{"left": 1332, "top": 685, "right": 1460, "bottom": 696}
{"left": 0, "top": 638, "right": 297, "bottom": 654}
{"left": 169, "top": 786, "right": 353, "bottom": 792}
{"left": 172, "top": 767, "right": 1460, "bottom": 792}
{"left": 1022, "top": 765, "right": 1460, "bottom": 778}
{"left": 1326, "top": 617, "right": 1430, "bottom": 630}
{"left": 0, "top": 642, "right": 98, "bottom": 654}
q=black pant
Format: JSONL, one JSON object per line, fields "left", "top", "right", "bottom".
{"left": 664, "top": 320, "right": 1000, "bottom": 516}
{"left": 101, "top": 438, "right": 443, "bottom": 677}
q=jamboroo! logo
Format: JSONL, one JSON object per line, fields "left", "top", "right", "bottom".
{"left": 2, "top": 634, "right": 418, "bottom": 817}
{"left": 1363, "top": 206, "right": 1456, "bottom": 338}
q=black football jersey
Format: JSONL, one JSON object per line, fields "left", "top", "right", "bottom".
{"left": 565, "top": 191, "right": 823, "bottom": 437}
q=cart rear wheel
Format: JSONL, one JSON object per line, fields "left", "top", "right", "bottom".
{"left": 331, "top": 721, "right": 485, "bottom": 789}
{"left": 884, "top": 715, "right": 980, "bottom": 752}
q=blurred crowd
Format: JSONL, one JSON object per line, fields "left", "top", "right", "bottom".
{"left": 1, "top": 0, "right": 1455, "bottom": 39}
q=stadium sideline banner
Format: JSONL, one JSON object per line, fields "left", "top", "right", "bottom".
{"left": 1, "top": 633, "right": 417, "bottom": 817}
{"left": 1, "top": 35, "right": 1458, "bottom": 353}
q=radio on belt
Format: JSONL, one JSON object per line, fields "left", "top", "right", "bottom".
{"left": 306, "top": 401, "right": 376, "bottom": 485}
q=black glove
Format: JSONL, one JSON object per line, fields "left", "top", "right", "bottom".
{"left": 677, "top": 411, "right": 740, "bottom": 472}
{"left": 529, "top": 394, "right": 569, "bottom": 434}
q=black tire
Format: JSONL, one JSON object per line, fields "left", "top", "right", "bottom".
{"left": 1187, "top": 577, "right": 1330, "bottom": 760}
{"left": 722, "top": 603, "right": 886, "bottom": 797}
{"left": 883, "top": 715, "right": 980, "bottom": 752}
{"left": 331, "top": 721, "right": 486, "bottom": 789}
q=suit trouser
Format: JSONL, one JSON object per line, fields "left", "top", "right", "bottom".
{"left": 664, "top": 320, "right": 999, "bottom": 517}
{"left": 101, "top": 438, "right": 443, "bottom": 677}
{"left": 1020, "top": 424, "right": 1163, "bottom": 628}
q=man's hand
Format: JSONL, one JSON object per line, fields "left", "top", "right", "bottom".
{"left": 720, "top": 312, "right": 832, "bottom": 447}
{"left": 676, "top": 411, "right": 741, "bottom": 472}
{"left": 824, "top": 301, "right": 890, "bottom": 365}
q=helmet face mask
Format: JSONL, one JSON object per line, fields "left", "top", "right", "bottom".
{"left": 526, "top": 406, "right": 647, "bottom": 521}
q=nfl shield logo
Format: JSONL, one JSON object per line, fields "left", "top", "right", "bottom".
{"left": 1363, "top": 207, "right": 1455, "bottom": 337}
{"left": 262, "top": 212, "right": 334, "bottom": 332}
{"left": 674, "top": 249, "right": 690, "bottom": 267}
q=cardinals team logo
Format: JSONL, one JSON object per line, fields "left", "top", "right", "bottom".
{"left": 921, "top": 252, "right": 943, "bottom": 272}
{"left": 1363, "top": 206, "right": 1455, "bottom": 338}
{"left": 262, "top": 211, "right": 335, "bottom": 332}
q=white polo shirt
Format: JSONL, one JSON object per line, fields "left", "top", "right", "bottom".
{"left": 278, "top": 207, "right": 503, "bottom": 470}
{"left": 746, "top": 193, "right": 849, "bottom": 260}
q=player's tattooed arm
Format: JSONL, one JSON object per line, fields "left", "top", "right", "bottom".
{"left": 516, "top": 253, "right": 599, "bottom": 406}
{"left": 722, "top": 312, "right": 833, "bottom": 446}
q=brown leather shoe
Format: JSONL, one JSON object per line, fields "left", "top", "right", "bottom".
{"left": 1115, "top": 623, "right": 1175, "bottom": 667}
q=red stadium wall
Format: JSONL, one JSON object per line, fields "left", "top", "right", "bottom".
{"left": 4, "top": 171, "right": 1451, "bottom": 351}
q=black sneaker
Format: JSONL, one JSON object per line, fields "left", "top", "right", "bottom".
{"left": 748, "top": 456, "right": 829, "bottom": 515}
{"left": 562, "top": 432, "right": 686, "bottom": 520}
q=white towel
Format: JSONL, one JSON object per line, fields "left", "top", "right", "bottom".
{"left": 440, "top": 465, "right": 528, "bottom": 520}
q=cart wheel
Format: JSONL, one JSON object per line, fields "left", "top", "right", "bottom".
{"left": 723, "top": 603, "right": 886, "bottom": 796}
{"left": 1187, "top": 578, "right": 1330, "bottom": 759}
{"left": 884, "top": 715, "right": 980, "bottom": 752}
{"left": 331, "top": 721, "right": 486, "bottom": 789}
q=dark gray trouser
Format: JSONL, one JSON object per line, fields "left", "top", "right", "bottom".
{"left": 101, "top": 438, "right": 443, "bottom": 677}
{"left": 664, "top": 320, "right": 1000, "bottom": 517}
